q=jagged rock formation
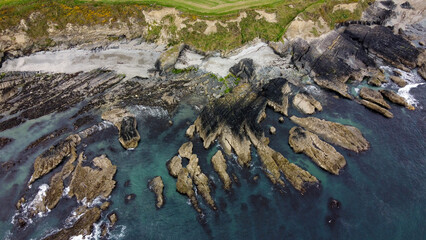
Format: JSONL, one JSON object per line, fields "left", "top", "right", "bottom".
{"left": 359, "top": 87, "right": 391, "bottom": 109}
{"left": 101, "top": 109, "right": 140, "bottom": 149}
{"left": 292, "top": 93, "right": 323, "bottom": 115}
{"left": 29, "top": 134, "right": 81, "bottom": 184}
{"left": 149, "top": 176, "right": 165, "bottom": 208}
{"left": 379, "top": 89, "right": 413, "bottom": 109}
{"left": 68, "top": 154, "right": 117, "bottom": 203}
{"left": 211, "top": 150, "right": 232, "bottom": 190}
{"left": 229, "top": 58, "right": 255, "bottom": 82}
{"left": 246, "top": 126, "right": 318, "bottom": 193}
{"left": 289, "top": 127, "right": 346, "bottom": 175}
{"left": 167, "top": 142, "right": 216, "bottom": 212}
{"left": 290, "top": 116, "right": 369, "bottom": 153}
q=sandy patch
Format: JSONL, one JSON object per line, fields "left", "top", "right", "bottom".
{"left": 204, "top": 20, "right": 218, "bottom": 34}
{"left": 285, "top": 16, "right": 330, "bottom": 40}
{"left": 332, "top": 3, "right": 359, "bottom": 13}
{"left": 255, "top": 10, "right": 278, "bottom": 23}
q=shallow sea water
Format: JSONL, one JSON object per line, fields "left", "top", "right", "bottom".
{"left": 0, "top": 83, "right": 425, "bottom": 239}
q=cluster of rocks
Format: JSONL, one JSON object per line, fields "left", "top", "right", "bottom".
{"left": 167, "top": 142, "right": 216, "bottom": 213}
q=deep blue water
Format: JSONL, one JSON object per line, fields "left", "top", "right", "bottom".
{"left": 0, "top": 83, "right": 425, "bottom": 240}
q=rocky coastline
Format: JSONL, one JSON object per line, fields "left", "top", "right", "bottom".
{"left": 0, "top": 0, "right": 425, "bottom": 238}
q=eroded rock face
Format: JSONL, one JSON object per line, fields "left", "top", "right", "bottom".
{"left": 68, "top": 154, "right": 117, "bottom": 203}
{"left": 290, "top": 116, "right": 369, "bottom": 152}
{"left": 176, "top": 168, "right": 201, "bottom": 213}
{"left": 359, "top": 87, "right": 390, "bottom": 109}
{"left": 149, "top": 176, "right": 165, "bottom": 209}
{"left": 289, "top": 127, "right": 346, "bottom": 175}
{"left": 292, "top": 93, "right": 323, "bottom": 115}
{"left": 29, "top": 134, "right": 81, "bottom": 184}
{"left": 211, "top": 150, "right": 232, "bottom": 190}
{"left": 167, "top": 156, "right": 182, "bottom": 178}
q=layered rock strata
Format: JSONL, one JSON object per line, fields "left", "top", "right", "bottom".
{"left": 211, "top": 150, "right": 232, "bottom": 190}
{"left": 289, "top": 127, "right": 346, "bottom": 175}
{"left": 292, "top": 93, "right": 323, "bottom": 115}
{"left": 290, "top": 116, "right": 369, "bottom": 153}
{"left": 101, "top": 109, "right": 140, "bottom": 149}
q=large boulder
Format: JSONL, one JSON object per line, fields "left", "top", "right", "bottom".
{"left": 289, "top": 127, "right": 346, "bottom": 175}
{"left": 118, "top": 116, "right": 140, "bottom": 149}
{"left": 290, "top": 116, "right": 369, "bottom": 152}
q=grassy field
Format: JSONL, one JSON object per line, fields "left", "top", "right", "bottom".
{"left": 88, "top": 0, "right": 285, "bottom": 15}
{"left": 0, "top": 0, "right": 372, "bottom": 52}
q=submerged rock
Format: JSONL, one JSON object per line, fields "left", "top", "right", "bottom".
{"left": 290, "top": 116, "right": 369, "bottom": 152}
{"left": 359, "top": 87, "right": 390, "bottom": 109}
{"left": 360, "top": 100, "right": 394, "bottom": 118}
{"left": 292, "top": 93, "right": 323, "bottom": 115}
{"left": 29, "top": 134, "right": 81, "bottom": 184}
{"left": 289, "top": 127, "right": 346, "bottom": 175}
{"left": 211, "top": 150, "right": 232, "bottom": 190}
{"left": 149, "top": 176, "right": 165, "bottom": 209}
{"left": 0, "top": 137, "right": 13, "bottom": 149}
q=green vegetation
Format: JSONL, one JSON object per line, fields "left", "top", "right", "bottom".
{"left": 210, "top": 73, "right": 240, "bottom": 94}
{"left": 0, "top": 0, "right": 373, "bottom": 52}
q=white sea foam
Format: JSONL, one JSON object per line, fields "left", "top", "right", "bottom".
{"left": 0, "top": 40, "right": 164, "bottom": 79}
{"left": 133, "top": 105, "right": 169, "bottom": 119}
{"left": 398, "top": 82, "right": 425, "bottom": 107}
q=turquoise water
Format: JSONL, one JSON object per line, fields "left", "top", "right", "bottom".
{"left": 1, "top": 85, "right": 425, "bottom": 239}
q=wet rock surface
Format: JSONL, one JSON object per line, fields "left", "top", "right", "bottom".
{"left": 379, "top": 89, "right": 413, "bottom": 109}
{"left": 149, "top": 176, "right": 165, "bottom": 209}
{"left": 360, "top": 99, "right": 394, "bottom": 118}
{"left": 289, "top": 127, "right": 346, "bottom": 175}
{"left": 292, "top": 93, "right": 322, "bottom": 115}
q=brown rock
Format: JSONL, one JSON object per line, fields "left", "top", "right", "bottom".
{"left": 149, "top": 176, "right": 165, "bottom": 208}
{"left": 186, "top": 124, "right": 196, "bottom": 138}
{"left": 176, "top": 168, "right": 201, "bottom": 213}
{"left": 279, "top": 117, "right": 285, "bottom": 123}
{"left": 289, "top": 127, "right": 346, "bottom": 175}
{"left": 290, "top": 116, "right": 369, "bottom": 152}
{"left": 269, "top": 126, "right": 276, "bottom": 135}
{"left": 101, "top": 109, "right": 140, "bottom": 149}
{"left": 359, "top": 87, "right": 390, "bottom": 109}
{"left": 379, "top": 89, "right": 413, "bottom": 109}
{"left": 313, "top": 77, "right": 353, "bottom": 99}
{"left": 218, "top": 125, "right": 251, "bottom": 167}
{"left": 390, "top": 76, "right": 407, "bottom": 87}
{"left": 211, "top": 150, "right": 231, "bottom": 190}
{"left": 108, "top": 213, "right": 118, "bottom": 226}
{"left": 68, "top": 154, "right": 117, "bottom": 203}
{"left": 360, "top": 99, "right": 394, "bottom": 118}
{"left": 29, "top": 134, "right": 81, "bottom": 184}
{"left": 100, "top": 202, "right": 110, "bottom": 210}
{"left": 16, "top": 197, "right": 25, "bottom": 210}
{"left": 178, "top": 142, "right": 193, "bottom": 159}
{"left": 367, "top": 77, "right": 382, "bottom": 87}
{"left": 167, "top": 156, "right": 182, "bottom": 178}
{"left": 292, "top": 93, "right": 323, "bottom": 115}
